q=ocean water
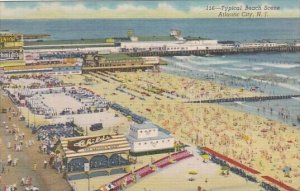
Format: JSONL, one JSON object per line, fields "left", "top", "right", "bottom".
{"left": 1, "top": 18, "right": 299, "bottom": 127}
{"left": 160, "top": 53, "right": 300, "bottom": 127}
{"left": 1, "top": 18, "right": 300, "bottom": 41}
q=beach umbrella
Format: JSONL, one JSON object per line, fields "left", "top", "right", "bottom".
{"left": 201, "top": 154, "right": 210, "bottom": 162}
{"left": 261, "top": 129, "right": 268, "bottom": 133}
{"left": 283, "top": 166, "right": 291, "bottom": 177}
{"left": 188, "top": 170, "right": 198, "bottom": 175}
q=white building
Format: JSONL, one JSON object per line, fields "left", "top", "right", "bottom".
{"left": 120, "top": 39, "right": 221, "bottom": 53}
{"left": 127, "top": 121, "right": 174, "bottom": 154}
{"left": 239, "top": 42, "right": 281, "bottom": 48}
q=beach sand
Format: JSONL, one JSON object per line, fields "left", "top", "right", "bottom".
{"left": 56, "top": 71, "right": 300, "bottom": 189}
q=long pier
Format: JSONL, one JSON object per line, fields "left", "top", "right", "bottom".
{"left": 126, "top": 45, "right": 300, "bottom": 57}
{"left": 187, "top": 94, "right": 300, "bottom": 104}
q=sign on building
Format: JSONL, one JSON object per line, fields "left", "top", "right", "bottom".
{"left": 0, "top": 50, "right": 22, "bottom": 60}
{"left": 60, "top": 134, "right": 130, "bottom": 158}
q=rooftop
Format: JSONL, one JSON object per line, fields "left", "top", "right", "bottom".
{"left": 24, "top": 38, "right": 108, "bottom": 46}
{"left": 127, "top": 130, "right": 173, "bottom": 142}
{"left": 184, "top": 36, "right": 211, "bottom": 41}
{"left": 86, "top": 53, "right": 142, "bottom": 61}
{"left": 130, "top": 121, "right": 171, "bottom": 135}
{"left": 137, "top": 36, "right": 177, "bottom": 42}
{"left": 131, "top": 121, "right": 160, "bottom": 130}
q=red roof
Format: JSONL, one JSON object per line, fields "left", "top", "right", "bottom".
{"left": 202, "top": 147, "right": 260, "bottom": 175}
{"left": 261, "top": 176, "right": 298, "bottom": 191}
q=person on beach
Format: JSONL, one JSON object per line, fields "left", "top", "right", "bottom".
{"left": 43, "top": 160, "right": 48, "bottom": 169}
{"left": 33, "top": 163, "right": 37, "bottom": 171}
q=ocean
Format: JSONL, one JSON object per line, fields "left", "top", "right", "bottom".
{"left": 1, "top": 18, "right": 300, "bottom": 127}
{"left": 1, "top": 18, "right": 300, "bottom": 41}
{"left": 160, "top": 53, "right": 300, "bottom": 127}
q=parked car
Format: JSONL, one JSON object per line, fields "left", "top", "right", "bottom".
{"left": 90, "top": 123, "right": 103, "bottom": 131}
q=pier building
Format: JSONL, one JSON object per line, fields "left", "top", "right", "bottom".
{"left": 0, "top": 32, "right": 25, "bottom": 69}
{"left": 2, "top": 30, "right": 299, "bottom": 75}
{"left": 82, "top": 53, "right": 161, "bottom": 72}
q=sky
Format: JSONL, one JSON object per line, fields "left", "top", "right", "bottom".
{"left": 0, "top": 0, "right": 299, "bottom": 19}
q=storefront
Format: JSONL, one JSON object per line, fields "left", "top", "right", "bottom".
{"left": 58, "top": 134, "right": 131, "bottom": 179}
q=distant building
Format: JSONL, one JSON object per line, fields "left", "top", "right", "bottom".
{"left": 120, "top": 38, "right": 219, "bottom": 53}
{"left": 82, "top": 53, "right": 160, "bottom": 72}
{"left": 127, "top": 121, "right": 175, "bottom": 156}
{"left": 0, "top": 32, "right": 24, "bottom": 68}
{"left": 170, "top": 29, "right": 181, "bottom": 37}
{"left": 127, "top": 29, "right": 135, "bottom": 38}
{"left": 130, "top": 36, "right": 139, "bottom": 42}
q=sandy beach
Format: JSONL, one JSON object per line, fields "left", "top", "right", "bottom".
{"left": 56, "top": 71, "right": 300, "bottom": 189}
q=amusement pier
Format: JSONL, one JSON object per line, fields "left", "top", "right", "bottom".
{"left": 1, "top": 29, "right": 300, "bottom": 75}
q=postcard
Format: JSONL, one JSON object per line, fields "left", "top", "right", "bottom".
{"left": 0, "top": 1, "right": 299, "bottom": 191}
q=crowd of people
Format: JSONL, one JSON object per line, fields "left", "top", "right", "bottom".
{"left": 37, "top": 122, "right": 79, "bottom": 154}
{"left": 1, "top": 119, "right": 40, "bottom": 191}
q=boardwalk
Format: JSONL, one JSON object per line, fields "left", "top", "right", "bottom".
{"left": 0, "top": 88, "right": 72, "bottom": 191}
{"left": 187, "top": 94, "right": 300, "bottom": 104}
{"left": 107, "top": 150, "right": 193, "bottom": 191}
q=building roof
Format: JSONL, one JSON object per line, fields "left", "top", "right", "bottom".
{"left": 0, "top": 31, "right": 22, "bottom": 36}
{"left": 101, "top": 53, "right": 142, "bottom": 61}
{"left": 184, "top": 36, "right": 211, "bottom": 41}
{"left": 137, "top": 36, "right": 177, "bottom": 42}
{"left": 131, "top": 121, "right": 160, "bottom": 130}
{"left": 127, "top": 130, "right": 173, "bottom": 142}
{"left": 130, "top": 121, "right": 171, "bottom": 135}
{"left": 24, "top": 38, "right": 107, "bottom": 46}
{"left": 86, "top": 53, "right": 142, "bottom": 62}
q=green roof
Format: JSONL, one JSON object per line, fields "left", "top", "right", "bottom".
{"left": 100, "top": 53, "right": 142, "bottom": 61}
{"left": 24, "top": 38, "right": 107, "bottom": 46}
{"left": 137, "top": 36, "right": 177, "bottom": 42}
{"left": 184, "top": 36, "right": 211, "bottom": 40}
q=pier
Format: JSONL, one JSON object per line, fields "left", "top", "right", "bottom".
{"left": 126, "top": 45, "right": 300, "bottom": 57}
{"left": 187, "top": 94, "right": 300, "bottom": 104}
{"left": 23, "top": 34, "right": 50, "bottom": 39}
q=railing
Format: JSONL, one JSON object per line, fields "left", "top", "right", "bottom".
{"left": 201, "top": 147, "right": 298, "bottom": 191}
